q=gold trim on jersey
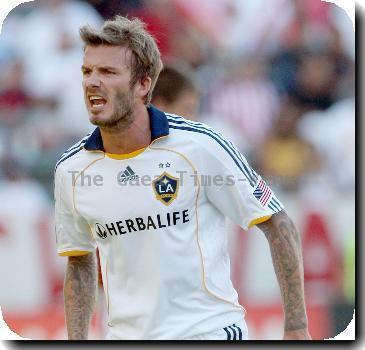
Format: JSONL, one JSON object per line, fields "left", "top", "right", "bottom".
{"left": 71, "top": 152, "right": 105, "bottom": 242}
{"left": 72, "top": 152, "right": 105, "bottom": 216}
{"left": 58, "top": 250, "right": 91, "bottom": 256}
{"left": 149, "top": 135, "right": 169, "bottom": 146}
{"left": 149, "top": 146, "right": 246, "bottom": 316}
{"left": 248, "top": 215, "right": 272, "bottom": 228}
{"left": 106, "top": 147, "right": 146, "bottom": 160}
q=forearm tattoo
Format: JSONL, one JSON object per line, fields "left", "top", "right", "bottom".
{"left": 258, "top": 211, "right": 308, "bottom": 332}
{"left": 64, "top": 253, "right": 97, "bottom": 340}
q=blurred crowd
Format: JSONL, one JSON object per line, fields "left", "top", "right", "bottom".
{"left": 0, "top": 0, "right": 355, "bottom": 339}
{"left": 0, "top": 0, "right": 354, "bottom": 196}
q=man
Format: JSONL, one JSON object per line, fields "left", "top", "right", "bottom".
{"left": 151, "top": 63, "right": 245, "bottom": 153}
{"left": 54, "top": 15, "right": 311, "bottom": 340}
{"left": 151, "top": 63, "right": 200, "bottom": 120}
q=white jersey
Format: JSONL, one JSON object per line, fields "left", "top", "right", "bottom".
{"left": 54, "top": 105, "right": 284, "bottom": 340}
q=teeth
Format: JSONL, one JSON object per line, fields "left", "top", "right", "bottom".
{"left": 89, "top": 95, "right": 104, "bottom": 101}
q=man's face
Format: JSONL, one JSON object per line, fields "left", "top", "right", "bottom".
{"left": 82, "top": 45, "right": 136, "bottom": 129}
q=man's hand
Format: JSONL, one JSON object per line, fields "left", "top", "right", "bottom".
{"left": 258, "top": 211, "right": 311, "bottom": 341}
{"left": 283, "top": 328, "right": 312, "bottom": 340}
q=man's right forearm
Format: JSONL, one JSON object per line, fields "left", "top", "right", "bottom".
{"left": 64, "top": 253, "right": 97, "bottom": 340}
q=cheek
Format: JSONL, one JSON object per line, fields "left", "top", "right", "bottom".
{"left": 129, "top": 82, "right": 142, "bottom": 99}
{"left": 82, "top": 81, "right": 88, "bottom": 94}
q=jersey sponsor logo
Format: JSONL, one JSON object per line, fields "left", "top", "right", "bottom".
{"left": 152, "top": 172, "right": 179, "bottom": 206}
{"left": 95, "top": 223, "right": 108, "bottom": 239}
{"left": 118, "top": 166, "right": 139, "bottom": 183}
{"left": 93, "top": 209, "right": 189, "bottom": 239}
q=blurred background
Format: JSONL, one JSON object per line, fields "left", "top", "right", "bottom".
{"left": 0, "top": 0, "right": 355, "bottom": 340}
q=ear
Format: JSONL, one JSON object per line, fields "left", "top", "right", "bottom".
{"left": 135, "top": 76, "right": 152, "bottom": 101}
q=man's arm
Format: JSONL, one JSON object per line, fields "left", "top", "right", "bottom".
{"left": 64, "top": 252, "right": 97, "bottom": 340}
{"left": 257, "top": 210, "right": 311, "bottom": 340}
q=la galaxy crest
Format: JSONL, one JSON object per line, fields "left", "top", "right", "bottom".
{"left": 152, "top": 172, "right": 179, "bottom": 206}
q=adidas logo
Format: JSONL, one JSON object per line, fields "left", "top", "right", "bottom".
{"left": 118, "top": 166, "right": 139, "bottom": 183}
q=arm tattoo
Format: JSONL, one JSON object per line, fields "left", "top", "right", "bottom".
{"left": 64, "top": 253, "right": 97, "bottom": 340}
{"left": 258, "top": 211, "right": 308, "bottom": 332}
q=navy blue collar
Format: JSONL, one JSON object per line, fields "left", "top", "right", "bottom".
{"left": 83, "top": 105, "right": 170, "bottom": 151}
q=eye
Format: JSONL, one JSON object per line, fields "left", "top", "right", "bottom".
{"left": 104, "top": 70, "right": 116, "bottom": 75}
{"left": 82, "top": 69, "right": 91, "bottom": 76}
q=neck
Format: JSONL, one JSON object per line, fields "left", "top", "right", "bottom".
{"left": 100, "top": 104, "right": 151, "bottom": 154}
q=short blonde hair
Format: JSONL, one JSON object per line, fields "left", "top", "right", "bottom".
{"left": 80, "top": 15, "right": 163, "bottom": 105}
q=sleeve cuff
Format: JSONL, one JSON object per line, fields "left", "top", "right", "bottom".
{"left": 248, "top": 214, "right": 272, "bottom": 228}
{"left": 58, "top": 250, "right": 92, "bottom": 257}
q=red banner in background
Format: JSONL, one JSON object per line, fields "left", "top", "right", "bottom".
{"left": 303, "top": 212, "right": 338, "bottom": 283}
{"left": 302, "top": 212, "right": 342, "bottom": 303}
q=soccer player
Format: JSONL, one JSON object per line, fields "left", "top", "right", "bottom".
{"left": 152, "top": 63, "right": 200, "bottom": 120}
{"left": 54, "top": 16, "right": 311, "bottom": 340}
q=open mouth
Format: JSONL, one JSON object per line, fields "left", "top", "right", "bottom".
{"left": 89, "top": 95, "right": 107, "bottom": 108}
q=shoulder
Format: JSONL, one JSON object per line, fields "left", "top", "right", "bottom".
{"left": 166, "top": 113, "right": 228, "bottom": 148}
{"left": 166, "top": 113, "right": 215, "bottom": 133}
{"left": 166, "top": 113, "right": 242, "bottom": 159}
{"left": 165, "top": 113, "right": 258, "bottom": 187}
{"left": 54, "top": 133, "right": 92, "bottom": 174}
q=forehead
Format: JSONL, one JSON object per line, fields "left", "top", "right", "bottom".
{"left": 83, "top": 45, "right": 131, "bottom": 68}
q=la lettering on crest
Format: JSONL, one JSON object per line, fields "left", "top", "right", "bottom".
{"left": 152, "top": 172, "right": 179, "bottom": 206}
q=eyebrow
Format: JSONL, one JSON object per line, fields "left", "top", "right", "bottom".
{"left": 81, "top": 65, "right": 118, "bottom": 71}
{"left": 99, "top": 66, "right": 118, "bottom": 71}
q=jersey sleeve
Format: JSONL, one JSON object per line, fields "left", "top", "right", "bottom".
{"left": 54, "top": 165, "right": 96, "bottom": 256}
{"left": 200, "top": 129, "right": 284, "bottom": 230}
